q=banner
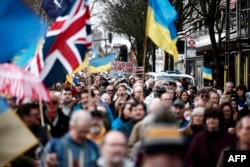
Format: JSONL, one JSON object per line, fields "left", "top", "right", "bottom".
{"left": 110, "top": 61, "right": 135, "bottom": 78}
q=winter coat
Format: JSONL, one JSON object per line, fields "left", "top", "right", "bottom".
{"left": 185, "top": 129, "right": 235, "bottom": 167}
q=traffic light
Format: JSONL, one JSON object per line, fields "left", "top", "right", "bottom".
{"left": 108, "top": 32, "right": 112, "bottom": 44}
{"left": 119, "top": 45, "right": 128, "bottom": 62}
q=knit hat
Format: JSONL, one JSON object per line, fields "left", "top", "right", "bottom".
{"left": 143, "top": 124, "right": 186, "bottom": 155}
{"left": 191, "top": 107, "right": 205, "bottom": 116}
{"left": 173, "top": 98, "right": 185, "bottom": 108}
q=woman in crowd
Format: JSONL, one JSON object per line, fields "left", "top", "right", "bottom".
{"left": 235, "top": 85, "right": 247, "bottom": 110}
{"left": 231, "top": 98, "right": 240, "bottom": 121}
{"left": 185, "top": 107, "right": 235, "bottom": 167}
{"left": 219, "top": 102, "right": 236, "bottom": 134}
{"left": 178, "top": 90, "right": 191, "bottom": 109}
{"left": 179, "top": 107, "right": 205, "bottom": 143}
{"left": 112, "top": 101, "right": 132, "bottom": 130}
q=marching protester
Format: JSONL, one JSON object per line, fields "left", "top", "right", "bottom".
{"left": 13, "top": 104, "right": 51, "bottom": 167}
{"left": 1, "top": 1, "right": 250, "bottom": 167}
{"left": 95, "top": 131, "right": 134, "bottom": 167}
{"left": 40, "top": 110, "right": 99, "bottom": 167}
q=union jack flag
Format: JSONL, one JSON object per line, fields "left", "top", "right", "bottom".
{"left": 27, "top": 0, "right": 91, "bottom": 88}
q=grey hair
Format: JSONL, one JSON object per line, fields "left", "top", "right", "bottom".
{"left": 69, "top": 110, "right": 92, "bottom": 126}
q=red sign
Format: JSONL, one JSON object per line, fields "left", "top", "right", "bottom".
{"left": 111, "top": 61, "right": 134, "bottom": 74}
{"left": 188, "top": 39, "right": 196, "bottom": 48}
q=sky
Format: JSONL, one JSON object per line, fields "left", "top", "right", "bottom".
{"left": 89, "top": 0, "right": 131, "bottom": 48}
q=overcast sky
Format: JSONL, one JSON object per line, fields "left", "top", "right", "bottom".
{"left": 89, "top": 0, "right": 131, "bottom": 48}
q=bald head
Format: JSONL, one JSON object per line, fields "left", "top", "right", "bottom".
{"left": 148, "top": 98, "right": 164, "bottom": 114}
{"left": 101, "top": 131, "right": 127, "bottom": 164}
{"left": 101, "top": 93, "right": 111, "bottom": 105}
{"left": 70, "top": 110, "right": 92, "bottom": 126}
{"left": 103, "top": 131, "right": 126, "bottom": 145}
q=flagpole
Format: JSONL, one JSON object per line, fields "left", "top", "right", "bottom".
{"left": 142, "top": 37, "right": 148, "bottom": 82}
{"left": 39, "top": 100, "right": 45, "bottom": 127}
{"left": 87, "top": 52, "right": 92, "bottom": 108}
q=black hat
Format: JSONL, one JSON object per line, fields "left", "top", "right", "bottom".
{"left": 90, "top": 110, "right": 104, "bottom": 118}
{"left": 173, "top": 98, "right": 185, "bottom": 108}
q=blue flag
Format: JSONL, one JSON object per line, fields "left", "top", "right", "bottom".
{"left": 203, "top": 67, "right": 213, "bottom": 80}
{"left": 0, "top": 0, "right": 46, "bottom": 65}
{"left": 146, "top": 0, "right": 178, "bottom": 60}
{"left": 42, "top": 0, "right": 75, "bottom": 21}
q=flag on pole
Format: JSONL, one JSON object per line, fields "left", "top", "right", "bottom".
{"left": 88, "top": 53, "right": 116, "bottom": 73}
{"left": 66, "top": 53, "right": 116, "bottom": 85}
{"left": 0, "top": 97, "right": 38, "bottom": 166}
{"left": 146, "top": 0, "right": 178, "bottom": 60}
{"left": 203, "top": 67, "right": 213, "bottom": 80}
{"left": 41, "top": 0, "right": 75, "bottom": 21}
{"left": 35, "top": 0, "right": 92, "bottom": 88}
{"left": 0, "top": 0, "right": 46, "bottom": 65}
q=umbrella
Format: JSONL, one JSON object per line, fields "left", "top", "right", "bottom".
{"left": 0, "top": 63, "right": 50, "bottom": 101}
{"left": 0, "top": 63, "right": 50, "bottom": 126}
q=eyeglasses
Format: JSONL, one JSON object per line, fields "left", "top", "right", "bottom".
{"left": 200, "top": 94, "right": 208, "bottom": 98}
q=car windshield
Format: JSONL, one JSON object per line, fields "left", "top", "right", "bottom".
{"left": 156, "top": 75, "right": 194, "bottom": 85}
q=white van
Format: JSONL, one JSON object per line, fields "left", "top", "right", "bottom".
{"left": 146, "top": 71, "right": 195, "bottom": 86}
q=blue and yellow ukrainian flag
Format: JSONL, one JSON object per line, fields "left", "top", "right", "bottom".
{"left": 0, "top": 97, "right": 38, "bottom": 166}
{"left": 203, "top": 67, "right": 213, "bottom": 80}
{"left": 146, "top": 0, "right": 178, "bottom": 60}
{"left": 0, "top": 0, "right": 46, "bottom": 65}
{"left": 88, "top": 53, "right": 116, "bottom": 73}
{"left": 66, "top": 53, "right": 116, "bottom": 85}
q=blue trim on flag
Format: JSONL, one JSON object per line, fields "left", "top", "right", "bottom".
{"left": 90, "top": 53, "right": 116, "bottom": 67}
{"left": 0, "top": 97, "right": 9, "bottom": 114}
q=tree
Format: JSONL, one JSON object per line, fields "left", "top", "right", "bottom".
{"left": 98, "top": 0, "right": 148, "bottom": 66}
{"left": 190, "top": 0, "right": 226, "bottom": 80}
{"left": 98, "top": 0, "right": 195, "bottom": 68}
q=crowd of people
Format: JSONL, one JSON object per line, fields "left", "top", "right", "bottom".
{"left": 5, "top": 72, "right": 250, "bottom": 167}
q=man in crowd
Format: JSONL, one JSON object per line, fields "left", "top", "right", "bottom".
{"left": 45, "top": 91, "right": 69, "bottom": 138}
{"left": 61, "top": 87, "right": 73, "bottom": 117}
{"left": 119, "top": 102, "right": 145, "bottom": 138}
{"left": 87, "top": 110, "right": 107, "bottom": 145}
{"left": 95, "top": 131, "right": 134, "bottom": 167}
{"left": 41, "top": 110, "right": 99, "bottom": 167}
{"left": 106, "top": 85, "right": 115, "bottom": 99}
{"left": 12, "top": 104, "right": 51, "bottom": 167}
{"left": 223, "top": 81, "right": 236, "bottom": 97}
{"left": 172, "top": 99, "right": 189, "bottom": 128}
{"left": 208, "top": 91, "right": 220, "bottom": 105}
{"left": 217, "top": 115, "right": 250, "bottom": 167}
{"left": 160, "top": 92, "right": 173, "bottom": 109}
{"left": 73, "top": 89, "right": 89, "bottom": 111}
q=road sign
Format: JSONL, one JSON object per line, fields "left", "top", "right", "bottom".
{"left": 187, "top": 39, "right": 196, "bottom": 48}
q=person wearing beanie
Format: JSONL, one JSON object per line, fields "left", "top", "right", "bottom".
{"left": 179, "top": 107, "right": 205, "bottom": 144}
{"left": 142, "top": 124, "right": 186, "bottom": 167}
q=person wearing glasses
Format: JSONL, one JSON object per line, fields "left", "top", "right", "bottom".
{"left": 94, "top": 131, "right": 134, "bottom": 167}
{"left": 106, "top": 85, "right": 115, "bottom": 100}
